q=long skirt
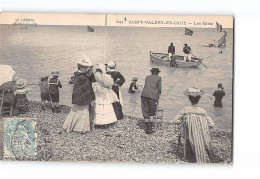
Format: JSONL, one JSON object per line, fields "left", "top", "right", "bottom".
{"left": 112, "top": 102, "right": 123, "bottom": 120}
{"left": 16, "top": 94, "right": 29, "bottom": 114}
{"left": 94, "top": 103, "right": 117, "bottom": 125}
{"left": 63, "top": 104, "right": 92, "bottom": 133}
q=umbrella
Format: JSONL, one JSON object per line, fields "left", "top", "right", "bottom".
{"left": 0, "top": 65, "right": 16, "bottom": 86}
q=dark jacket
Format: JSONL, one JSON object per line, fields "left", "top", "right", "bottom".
{"left": 183, "top": 46, "right": 191, "bottom": 54}
{"left": 72, "top": 71, "right": 95, "bottom": 106}
{"left": 168, "top": 45, "right": 175, "bottom": 54}
{"left": 128, "top": 82, "right": 138, "bottom": 93}
{"left": 141, "top": 75, "right": 162, "bottom": 101}
{"left": 106, "top": 70, "right": 125, "bottom": 98}
{"left": 49, "top": 77, "right": 62, "bottom": 94}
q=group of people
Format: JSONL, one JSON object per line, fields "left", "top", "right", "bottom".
{"left": 0, "top": 55, "right": 226, "bottom": 163}
{"left": 126, "top": 64, "right": 225, "bottom": 163}
{"left": 0, "top": 77, "right": 30, "bottom": 115}
{"left": 63, "top": 59, "right": 125, "bottom": 133}
{"left": 39, "top": 72, "right": 62, "bottom": 113}
{"left": 168, "top": 42, "right": 192, "bottom": 65}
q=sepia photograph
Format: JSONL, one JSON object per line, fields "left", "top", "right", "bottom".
{"left": 0, "top": 13, "right": 233, "bottom": 164}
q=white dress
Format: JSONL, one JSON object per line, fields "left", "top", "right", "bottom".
{"left": 93, "top": 72, "right": 118, "bottom": 125}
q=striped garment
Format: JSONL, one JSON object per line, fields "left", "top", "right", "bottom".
{"left": 174, "top": 105, "right": 214, "bottom": 163}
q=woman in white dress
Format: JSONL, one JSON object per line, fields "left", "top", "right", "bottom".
{"left": 92, "top": 64, "right": 118, "bottom": 127}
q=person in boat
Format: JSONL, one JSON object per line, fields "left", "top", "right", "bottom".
{"left": 92, "top": 64, "right": 118, "bottom": 128}
{"left": 174, "top": 87, "right": 223, "bottom": 163}
{"left": 49, "top": 71, "right": 62, "bottom": 113}
{"left": 141, "top": 67, "right": 162, "bottom": 134}
{"left": 106, "top": 61, "right": 125, "bottom": 120}
{"left": 168, "top": 42, "right": 175, "bottom": 59}
{"left": 63, "top": 59, "right": 96, "bottom": 133}
{"left": 128, "top": 77, "right": 139, "bottom": 93}
{"left": 213, "top": 83, "right": 225, "bottom": 108}
{"left": 183, "top": 43, "right": 192, "bottom": 62}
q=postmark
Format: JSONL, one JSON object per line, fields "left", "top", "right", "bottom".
{"left": 4, "top": 118, "right": 37, "bottom": 160}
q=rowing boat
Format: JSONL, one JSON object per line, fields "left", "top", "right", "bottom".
{"left": 150, "top": 51, "right": 203, "bottom": 68}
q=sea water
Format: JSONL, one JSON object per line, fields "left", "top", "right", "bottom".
{"left": 0, "top": 25, "right": 233, "bottom": 130}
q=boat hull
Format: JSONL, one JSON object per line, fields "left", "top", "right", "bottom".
{"left": 150, "top": 52, "right": 202, "bottom": 68}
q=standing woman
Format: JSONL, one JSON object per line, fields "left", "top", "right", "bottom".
{"left": 106, "top": 61, "right": 125, "bottom": 120}
{"left": 92, "top": 64, "right": 118, "bottom": 127}
{"left": 63, "top": 59, "right": 95, "bottom": 133}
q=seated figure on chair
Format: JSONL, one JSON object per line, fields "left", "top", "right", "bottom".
{"left": 174, "top": 87, "right": 223, "bottom": 163}
{"left": 0, "top": 78, "right": 19, "bottom": 116}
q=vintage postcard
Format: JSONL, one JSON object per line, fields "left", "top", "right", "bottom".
{"left": 0, "top": 12, "right": 233, "bottom": 163}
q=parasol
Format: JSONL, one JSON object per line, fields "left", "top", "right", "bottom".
{"left": 0, "top": 64, "right": 16, "bottom": 86}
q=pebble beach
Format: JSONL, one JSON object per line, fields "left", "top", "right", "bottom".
{"left": 0, "top": 101, "right": 232, "bottom": 163}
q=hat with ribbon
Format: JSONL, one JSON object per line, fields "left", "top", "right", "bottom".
{"left": 107, "top": 61, "right": 116, "bottom": 69}
{"left": 184, "top": 87, "right": 204, "bottom": 97}
{"left": 40, "top": 74, "right": 50, "bottom": 79}
{"left": 15, "top": 78, "right": 27, "bottom": 89}
{"left": 150, "top": 67, "right": 161, "bottom": 73}
{"left": 51, "top": 71, "right": 59, "bottom": 76}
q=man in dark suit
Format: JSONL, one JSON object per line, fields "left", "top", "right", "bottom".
{"left": 168, "top": 42, "right": 175, "bottom": 58}
{"left": 141, "top": 67, "right": 162, "bottom": 134}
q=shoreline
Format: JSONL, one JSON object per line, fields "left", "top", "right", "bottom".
{"left": 0, "top": 101, "right": 232, "bottom": 163}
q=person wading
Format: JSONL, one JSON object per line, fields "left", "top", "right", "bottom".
{"left": 141, "top": 67, "right": 162, "bottom": 134}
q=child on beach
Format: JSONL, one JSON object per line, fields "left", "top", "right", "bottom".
{"left": 49, "top": 71, "right": 62, "bottom": 113}
{"left": 128, "top": 77, "right": 139, "bottom": 93}
{"left": 39, "top": 74, "right": 50, "bottom": 110}
{"left": 14, "top": 78, "right": 30, "bottom": 114}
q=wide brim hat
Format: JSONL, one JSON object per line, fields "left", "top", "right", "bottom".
{"left": 77, "top": 58, "right": 94, "bottom": 67}
{"left": 15, "top": 78, "right": 27, "bottom": 89}
{"left": 184, "top": 87, "right": 204, "bottom": 97}
{"left": 150, "top": 67, "right": 161, "bottom": 73}
{"left": 40, "top": 74, "right": 50, "bottom": 79}
{"left": 51, "top": 71, "right": 59, "bottom": 76}
{"left": 107, "top": 61, "right": 116, "bottom": 68}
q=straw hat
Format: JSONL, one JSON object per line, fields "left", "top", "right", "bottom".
{"left": 107, "top": 61, "right": 116, "bottom": 68}
{"left": 132, "top": 77, "right": 138, "bottom": 81}
{"left": 150, "top": 67, "right": 161, "bottom": 73}
{"left": 184, "top": 87, "right": 204, "bottom": 97}
{"left": 40, "top": 74, "right": 50, "bottom": 79}
{"left": 51, "top": 71, "right": 59, "bottom": 76}
{"left": 15, "top": 78, "right": 27, "bottom": 89}
{"left": 77, "top": 58, "right": 93, "bottom": 67}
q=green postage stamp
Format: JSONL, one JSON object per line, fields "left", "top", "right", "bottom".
{"left": 3, "top": 118, "right": 37, "bottom": 160}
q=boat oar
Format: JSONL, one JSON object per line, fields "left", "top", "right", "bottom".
{"left": 189, "top": 51, "right": 208, "bottom": 69}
